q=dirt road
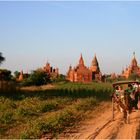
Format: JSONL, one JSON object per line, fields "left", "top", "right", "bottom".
{"left": 60, "top": 102, "right": 140, "bottom": 139}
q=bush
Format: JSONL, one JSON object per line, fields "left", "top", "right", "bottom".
{"left": 21, "top": 70, "right": 50, "bottom": 86}
{"left": 20, "top": 130, "right": 30, "bottom": 139}
{"left": 0, "top": 69, "right": 12, "bottom": 81}
{"left": 20, "top": 78, "right": 33, "bottom": 86}
{"left": 39, "top": 102, "right": 58, "bottom": 113}
{"left": 30, "top": 70, "right": 50, "bottom": 86}
{"left": 20, "top": 109, "right": 77, "bottom": 139}
{"left": 16, "top": 108, "right": 35, "bottom": 116}
{"left": 50, "top": 74, "right": 66, "bottom": 83}
{"left": 1, "top": 112, "right": 13, "bottom": 124}
{"left": 76, "top": 97, "right": 97, "bottom": 111}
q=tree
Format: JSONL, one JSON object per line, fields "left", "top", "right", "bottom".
{"left": 0, "top": 52, "right": 5, "bottom": 65}
{"left": 29, "top": 70, "right": 50, "bottom": 86}
{"left": 0, "top": 69, "right": 12, "bottom": 81}
{"left": 50, "top": 74, "right": 66, "bottom": 82}
{"left": 14, "top": 71, "right": 20, "bottom": 79}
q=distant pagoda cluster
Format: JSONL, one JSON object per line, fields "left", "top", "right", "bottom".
{"left": 121, "top": 52, "right": 140, "bottom": 78}
{"left": 43, "top": 62, "right": 59, "bottom": 78}
{"left": 66, "top": 54, "right": 102, "bottom": 83}
{"left": 18, "top": 62, "right": 59, "bottom": 81}
{"left": 17, "top": 52, "right": 140, "bottom": 83}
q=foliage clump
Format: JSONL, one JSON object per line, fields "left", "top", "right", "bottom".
{"left": 21, "top": 70, "right": 50, "bottom": 86}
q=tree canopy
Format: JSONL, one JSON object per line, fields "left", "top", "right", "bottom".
{"left": 0, "top": 69, "right": 12, "bottom": 81}
{"left": 0, "top": 52, "right": 5, "bottom": 65}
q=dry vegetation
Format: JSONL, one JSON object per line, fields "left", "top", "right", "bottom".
{"left": 0, "top": 81, "right": 113, "bottom": 139}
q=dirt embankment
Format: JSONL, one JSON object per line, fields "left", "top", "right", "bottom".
{"left": 59, "top": 101, "right": 140, "bottom": 139}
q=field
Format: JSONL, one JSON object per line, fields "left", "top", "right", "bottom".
{"left": 0, "top": 82, "right": 113, "bottom": 139}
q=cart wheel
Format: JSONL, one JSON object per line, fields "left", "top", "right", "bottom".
{"left": 127, "top": 111, "right": 130, "bottom": 124}
{"left": 112, "top": 98, "right": 114, "bottom": 121}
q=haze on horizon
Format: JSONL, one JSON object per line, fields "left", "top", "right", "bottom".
{"left": 0, "top": 1, "right": 140, "bottom": 75}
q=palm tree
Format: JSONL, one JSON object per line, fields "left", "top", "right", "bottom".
{"left": 0, "top": 52, "right": 5, "bottom": 65}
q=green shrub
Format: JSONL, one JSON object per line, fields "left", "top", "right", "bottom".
{"left": 0, "top": 98, "right": 17, "bottom": 112}
{"left": 57, "top": 109, "right": 76, "bottom": 127}
{"left": 36, "top": 109, "right": 76, "bottom": 134}
{"left": 9, "top": 101, "right": 17, "bottom": 109}
{"left": 1, "top": 112, "right": 13, "bottom": 124}
{"left": 20, "top": 78, "right": 33, "bottom": 86}
{"left": 16, "top": 108, "right": 35, "bottom": 116}
{"left": 19, "top": 109, "right": 77, "bottom": 139}
{"left": 0, "top": 69, "right": 12, "bottom": 81}
{"left": 39, "top": 102, "right": 58, "bottom": 113}
{"left": 20, "top": 130, "right": 30, "bottom": 139}
{"left": 20, "top": 128, "right": 40, "bottom": 139}
{"left": 0, "top": 127, "right": 6, "bottom": 134}
{"left": 76, "top": 97, "right": 97, "bottom": 111}
{"left": 55, "top": 97, "right": 73, "bottom": 105}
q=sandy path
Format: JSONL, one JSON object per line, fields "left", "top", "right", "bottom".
{"left": 60, "top": 101, "right": 140, "bottom": 139}
{"left": 94, "top": 110, "right": 140, "bottom": 139}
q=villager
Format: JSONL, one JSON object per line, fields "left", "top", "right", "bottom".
{"left": 133, "top": 83, "right": 139, "bottom": 110}
{"left": 115, "top": 86, "right": 124, "bottom": 112}
{"left": 125, "top": 84, "right": 135, "bottom": 112}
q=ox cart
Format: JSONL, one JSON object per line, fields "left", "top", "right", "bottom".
{"left": 112, "top": 81, "right": 140, "bottom": 123}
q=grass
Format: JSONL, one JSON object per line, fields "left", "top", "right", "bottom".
{"left": 0, "top": 81, "right": 113, "bottom": 139}
{"left": 20, "top": 109, "right": 78, "bottom": 139}
{"left": 75, "top": 97, "right": 97, "bottom": 111}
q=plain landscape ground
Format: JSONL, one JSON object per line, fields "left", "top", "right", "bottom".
{"left": 1, "top": 81, "right": 140, "bottom": 139}
{"left": 0, "top": 82, "right": 112, "bottom": 139}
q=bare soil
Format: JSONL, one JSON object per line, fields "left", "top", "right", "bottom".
{"left": 59, "top": 101, "right": 140, "bottom": 139}
{"left": 21, "top": 84, "right": 54, "bottom": 91}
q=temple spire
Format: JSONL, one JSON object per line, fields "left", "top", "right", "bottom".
{"left": 79, "top": 53, "right": 84, "bottom": 66}
{"left": 91, "top": 54, "right": 98, "bottom": 67}
{"left": 133, "top": 51, "right": 135, "bottom": 58}
{"left": 18, "top": 70, "right": 23, "bottom": 81}
{"left": 131, "top": 52, "right": 137, "bottom": 67}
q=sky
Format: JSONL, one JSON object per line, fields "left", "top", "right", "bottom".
{"left": 0, "top": 1, "right": 140, "bottom": 75}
